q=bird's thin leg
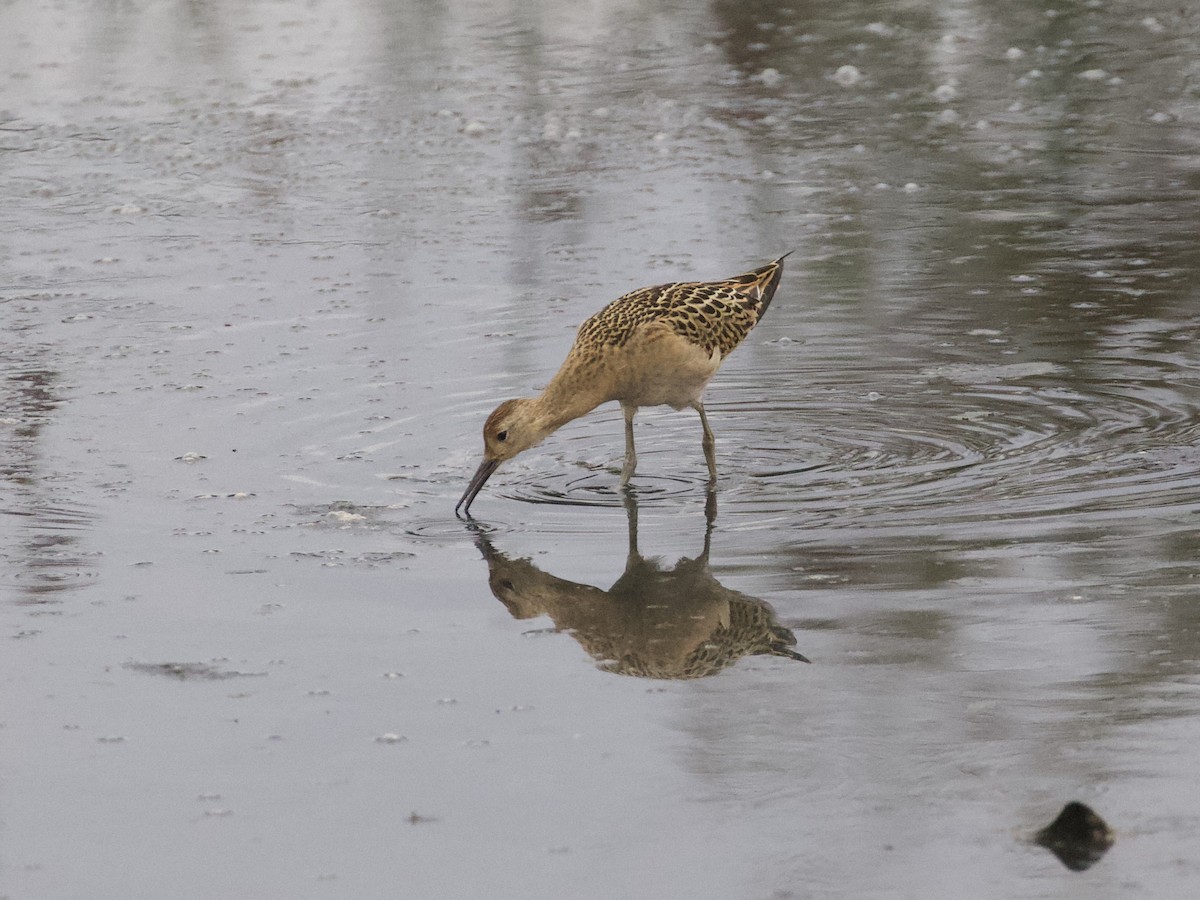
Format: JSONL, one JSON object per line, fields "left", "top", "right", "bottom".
{"left": 691, "top": 400, "right": 718, "bottom": 484}
{"left": 619, "top": 403, "right": 638, "bottom": 488}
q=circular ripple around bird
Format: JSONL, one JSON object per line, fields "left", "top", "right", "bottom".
{"left": 404, "top": 516, "right": 499, "bottom": 543}
{"left": 440, "top": 338, "right": 1200, "bottom": 538}
{"left": 717, "top": 357, "right": 1200, "bottom": 537}
{"left": 498, "top": 469, "right": 698, "bottom": 508}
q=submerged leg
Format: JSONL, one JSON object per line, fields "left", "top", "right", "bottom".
{"left": 622, "top": 489, "right": 639, "bottom": 559}
{"left": 691, "top": 400, "right": 718, "bottom": 484}
{"left": 619, "top": 402, "right": 638, "bottom": 487}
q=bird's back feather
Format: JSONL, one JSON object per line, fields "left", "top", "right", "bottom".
{"left": 574, "top": 254, "right": 789, "bottom": 359}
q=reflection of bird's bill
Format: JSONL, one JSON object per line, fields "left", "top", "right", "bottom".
{"left": 456, "top": 458, "right": 499, "bottom": 517}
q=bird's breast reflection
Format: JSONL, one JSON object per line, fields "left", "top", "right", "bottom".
{"left": 472, "top": 494, "right": 808, "bottom": 680}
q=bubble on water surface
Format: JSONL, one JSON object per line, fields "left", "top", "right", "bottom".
{"left": 832, "top": 65, "right": 862, "bottom": 87}
{"left": 750, "top": 68, "right": 783, "bottom": 87}
{"left": 288, "top": 501, "right": 393, "bottom": 530}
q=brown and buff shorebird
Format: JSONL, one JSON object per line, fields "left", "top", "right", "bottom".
{"left": 456, "top": 253, "right": 790, "bottom": 515}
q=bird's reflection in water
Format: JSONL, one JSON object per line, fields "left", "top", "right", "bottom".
{"left": 474, "top": 493, "right": 808, "bottom": 679}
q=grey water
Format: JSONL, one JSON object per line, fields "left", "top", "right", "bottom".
{"left": 3, "top": 1, "right": 1200, "bottom": 898}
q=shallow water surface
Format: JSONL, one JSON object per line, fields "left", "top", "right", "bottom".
{"left": 4, "top": 1, "right": 1200, "bottom": 898}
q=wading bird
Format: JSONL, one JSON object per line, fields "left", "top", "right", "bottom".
{"left": 457, "top": 254, "right": 790, "bottom": 515}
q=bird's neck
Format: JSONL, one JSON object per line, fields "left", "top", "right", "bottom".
{"left": 534, "top": 361, "right": 608, "bottom": 432}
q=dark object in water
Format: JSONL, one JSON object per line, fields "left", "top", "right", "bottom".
{"left": 1035, "top": 801, "right": 1114, "bottom": 871}
{"left": 123, "top": 661, "right": 265, "bottom": 681}
{"left": 470, "top": 491, "right": 809, "bottom": 679}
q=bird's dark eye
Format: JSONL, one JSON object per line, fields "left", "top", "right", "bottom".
{"left": 496, "top": 430, "right": 508, "bottom": 442}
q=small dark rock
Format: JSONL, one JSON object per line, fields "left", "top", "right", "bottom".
{"left": 124, "top": 661, "right": 264, "bottom": 681}
{"left": 1035, "top": 801, "right": 1114, "bottom": 871}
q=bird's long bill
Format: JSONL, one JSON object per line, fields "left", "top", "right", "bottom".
{"left": 456, "top": 458, "right": 499, "bottom": 517}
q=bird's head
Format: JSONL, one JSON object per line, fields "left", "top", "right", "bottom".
{"left": 480, "top": 397, "right": 547, "bottom": 462}
{"left": 456, "top": 398, "right": 550, "bottom": 516}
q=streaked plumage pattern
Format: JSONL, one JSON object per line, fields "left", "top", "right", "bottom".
{"left": 475, "top": 492, "right": 809, "bottom": 679}
{"left": 481, "top": 541, "right": 807, "bottom": 679}
{"left": 603, "top": 587, "right": 807, "bottom": 680}
{"left": 456, "top": 254, "right": 790, "bottom": 515}
{"left": 575, "top": 255, "right": 786, "bottom": 358}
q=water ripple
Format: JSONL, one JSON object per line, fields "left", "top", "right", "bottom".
{"left": 497, "top": 468, "right": 695, "bottom": 508}
{"left": 432, "top": 325, "right": 1200, "bottom": 542}
{"left": 716, "top": 352, "right": 1200, "bottom": 534}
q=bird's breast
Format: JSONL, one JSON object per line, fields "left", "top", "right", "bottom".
{"left": 613, "top": 326, "right": 722, "bottom": 408}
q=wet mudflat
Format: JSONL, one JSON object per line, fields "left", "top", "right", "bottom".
{"left": 3, "top": 1, "right": 1200, "bottom": 897}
